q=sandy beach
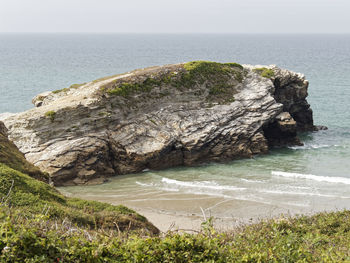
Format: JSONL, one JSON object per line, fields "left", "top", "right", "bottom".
{"left": 59, "top": 184, "right": 337, "bottom": 233}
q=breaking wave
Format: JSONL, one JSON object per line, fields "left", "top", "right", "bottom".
{"left": 272, "top": 171, "right": 350, "bottom": 185}
{"left": 161, "top": 177, "right": 247, "bottom": 191}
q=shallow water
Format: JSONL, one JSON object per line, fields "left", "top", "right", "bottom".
{"left": 1, "top": 33, "right": 350, "bottom": 220}
{"left": 59, "top": 132, "right": 350, "bottom": 220}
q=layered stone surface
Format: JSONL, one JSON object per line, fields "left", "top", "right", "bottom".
{"left": 0, "top": 62, "right": 317, "bottom": 185}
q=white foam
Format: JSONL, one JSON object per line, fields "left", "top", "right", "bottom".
{"left": 288, "top": 144, "right": 331, "bottom": 150}
{"left": 260, "top": 189, "right": 341, "bottom": 198}
{"left": 241, "top": 178, "right": 264, "bottom": 183}
{"left": 281, "top": 202, "right": 310, "bottom": 208}
{"left": 272, "top": 171, "right": 350, "bottom": 185}
{"left": 291, "top": 186, "right": 312, "bottom": 190}
{"left": 160, "top": 187, "right": 180, "bottom": 192}
{"left": 136, "top": 181, "right": 154, "bottom": 187}
{"left": 161, "top": 177, "right": 246, "bottom": 191}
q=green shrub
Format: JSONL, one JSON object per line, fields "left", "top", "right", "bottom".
{"left": 0, "top": 163, "right": 158, "bottom": 235}
{"left": 182, "top": 61, "right": 243, "bottom": 85}
{"left": 108, "top": 77, "right": 161, "bottom": 97}
{"left": 253, "top": 67, "right": 275, "bottom": 78}
{"left": 105, "top": 61, "right": 243, "bottom": 104}
{"left": 52, "top": 88, "right": 69, "bottom": 94}
{"left": 52, "top": 83, "right": 85, "bottom": 94}
{"left": 0, "top": 128, "right": 48, "bottom": 182}
{"left": 0, "top": 208, "right": 349, "bottom": 262}
{"left": 44, "top": 111, "right": 56, "bottom": 122}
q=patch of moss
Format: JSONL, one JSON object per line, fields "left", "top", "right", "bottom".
{"left": 182, "top": 61, "right": 243, "bottom": 84}
{"left": 45, "top": 110, "right": 56, "bottom": 122}
{"left": 52, "top": 83, "right": 85, "bottom": 94}
{"left": 104, "top": 61, "right": 243, "bottom": 104}
{"left": 208, "top": 84, "right": 232, "bottom": 95}
{"left": 69, "top": 83, "right": 85, "bottom": 89}
{"left": 181, "top": 61, "right": 242, "bottom": 103}
{"left": 149, "top": 119, "right": 157, "bottom": 125}
{"left": 108, "top": 77, "right": 161, "bottom": 97}
{"left": 108, "top": 82, "right": 140, "bottom": 97}
{"left": 224, "top": 62, "right": 244, "bottom": 70}
{"left": 52, "top": 88, "right": 69, "bottom": 94}
{"left": 98, "top": 111, "right": 108, "bottom": 117}
{"left": 254, "top": 67, "right": 275, "bottom": 79}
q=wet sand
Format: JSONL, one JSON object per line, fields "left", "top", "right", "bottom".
{"left": 60, "top": 188, "right": 316, "bottom": 232}
{"left": 130, "top": 197, "right": 309, "bottom": 232}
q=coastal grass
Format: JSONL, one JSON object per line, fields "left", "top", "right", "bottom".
{"left": 44, "top": 110, "right": 56, "bottom": 122}
{"left": 182, "top": 61, "right": 243, "bottom": 85}
{"left": 1, "top": 202, "right": 349, "bottom": 262}
{"left": 108, "top": 77, "right": 158, "bottom": 97}
{"left": 52, "top": 83, "right": 86, "bottom": 94}
{"left": 0, "top": 126, "right": 48, "bottom": 182}
{"left": 0, "top": 163, "right": 158, "bottom": 236}
{"left": 106, "top": 61, "right": 243, "bottom": 104}
{"left": 253, "top": 67, "right": 275, "bottom": 79}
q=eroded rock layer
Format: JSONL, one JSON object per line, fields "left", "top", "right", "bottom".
{"left": 1, "top": 62, "right": 317, "bottom": 185}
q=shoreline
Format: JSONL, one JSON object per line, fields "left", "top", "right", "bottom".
{"left": 133, "top": 207, "right": 247, "bottom": 233}
{"left": 59, "top": 186, "right": 350, "bottom": 233}
{"left": 134, "top": 206, "right": 343, "bottom": 233}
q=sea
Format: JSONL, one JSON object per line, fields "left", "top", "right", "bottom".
{"left": 1, "top": 33, "right": 349, "bottom": 221}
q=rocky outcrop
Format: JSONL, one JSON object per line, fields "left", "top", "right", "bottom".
{"left": 0, "top": 61, "right": 320, "bottom": 186}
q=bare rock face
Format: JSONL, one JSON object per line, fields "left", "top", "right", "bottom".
{"left": 0, "top": 62, "right": 318, "bottom": 186}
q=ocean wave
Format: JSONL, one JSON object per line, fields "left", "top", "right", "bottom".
{"left": 290, "top": 186, "right": 312, "bottom": 190}
{"left": 136, "top": 181, "right": 154, "bottom": 187}
{"left": 272, "top": 171, "right": 350, "bottom": 185}
{"left": 241, "top": 178, "right": 264, "bottom": 183}
{"left": 260, "top": 189, "right": 342, "bottom": 198}
{"left": 288, "top": 144, "right": 332, "bottom": 150}
{"left": 161, "top": 177, "right": 247, "bottom": 191}
{"left": 160, "top": 187, "right": 180, "bottom": 192}
{"left": 280, "top": 202, "right": 310, "bottom": 208}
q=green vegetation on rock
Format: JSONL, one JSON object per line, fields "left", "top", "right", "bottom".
{"left": 45, "top": 110, "right": 56, "bottom": 122}
{"left": 52, "top": 88, "right": 69, "bottom": 94}
{"left": 108, "top": 77, "right": 158, "bottom": 97}
{"left": 183, "top": 61, "right": 243, "bottom": 77}
{"left": 105, "top": 61, "right": 243, "bottom": 104}
{"left": 253, "top": 67, "right": 275, "bottom": 78}
{"left": 52, "top": 83, "right": 85, "bottom": 94}
{"left": 181, "top": 61, "right": 243, "bottom": 87}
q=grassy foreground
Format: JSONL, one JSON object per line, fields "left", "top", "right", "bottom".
{"left": 1, "top": 205, "right": 350, "bottom": 262}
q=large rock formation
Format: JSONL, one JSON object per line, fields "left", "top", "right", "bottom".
{"left": 1, "top": 61, "right": 320, "bottom": 186}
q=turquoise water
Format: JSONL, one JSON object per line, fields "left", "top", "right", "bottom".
{"left": 1, "top": 34, "right": 350, "bottom": 219}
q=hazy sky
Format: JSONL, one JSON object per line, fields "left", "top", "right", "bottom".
{"left": 1, "top": 0, "right": 349, "bottom": 33}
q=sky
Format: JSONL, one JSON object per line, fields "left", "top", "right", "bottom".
{"left": 0, "top": 0, "right": 349, "bottom": 33}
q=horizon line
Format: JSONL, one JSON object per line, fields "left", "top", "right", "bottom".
{"left": 1, "top": 32, "right": 350, "bottom": 35}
